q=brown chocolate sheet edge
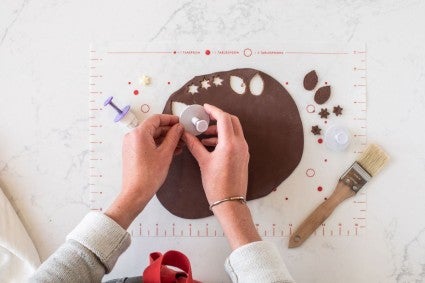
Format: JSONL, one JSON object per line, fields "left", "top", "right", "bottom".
{"left": 157, "top": 68, "right": 304, "bottom": 219}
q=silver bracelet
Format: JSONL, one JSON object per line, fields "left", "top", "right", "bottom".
{"left": 209, "top": 196, "right": 247, "bottom": 211}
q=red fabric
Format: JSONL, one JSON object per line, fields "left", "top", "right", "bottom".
{"left": 143, "top": 250, "right": 200, "bottom": 283}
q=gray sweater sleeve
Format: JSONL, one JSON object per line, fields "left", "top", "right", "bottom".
{"left": 30, "top": 212, "right": 131, "bottom": 283}
{"left": 30, "top": 212, "right": 294, "bottom": 282}
{"left": 225, "top": 241, "right": 295, "bottom": 283}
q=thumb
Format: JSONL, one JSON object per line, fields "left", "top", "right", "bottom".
{"left": 182, "top": 131, "right": 208, "bottom": 163}
{"left": 160, "top": 123, "right": 184, "bottom": 155}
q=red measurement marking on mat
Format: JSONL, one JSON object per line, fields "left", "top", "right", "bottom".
{"left": 141, "top": 104, "right": 150, "bottom": 113}
{"left": 317, "top": 186, "right": 323, "bottom": 192}
{"left": 306, "top": 104, "right": 315, "bottom": 113}
{"left": 285, "top": 51, "right": 349, "bottom": 55}
{"left": 306, "top": 168, "right": 315, "bottom": 177}
{"left": 318, "top": 138, "right": 323, "bottom": 144}
{"left": 133, "top": 90, "right": 139, "bottom": 95}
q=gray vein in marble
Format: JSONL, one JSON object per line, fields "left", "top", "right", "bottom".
{"left": 385, "top": 218, "right": 399, "bottom": 280}
{"left": 150, "top": 0, "right": 194, "bottom": 42}
{"left": 396, "top": 227, "right": 425, "bottom": 282}
{"left": 346, "top": 19, "right": 359, "bottom": 43}
{"left": 0, "top": 145, "right": 37, "bottom": 177}
{"left": 64, "top": 149, "right": 89, "bottom": 180}
{"left": 0, "top": 0, "right": 30, "bottom": 46}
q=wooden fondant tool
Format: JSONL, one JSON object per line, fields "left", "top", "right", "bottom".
{"left": 288, "top": 144, "right": 389, "bottom": 248}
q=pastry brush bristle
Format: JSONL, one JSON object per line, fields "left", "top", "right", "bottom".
{"left": 357, "top": 144, "right": 389, "bottom": 177}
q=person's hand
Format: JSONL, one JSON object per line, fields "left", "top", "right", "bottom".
{"left": 106, "top": 114, "right": 183, "bottom": 229}
{"left": 182, "top": 104, "right": 250, "bottom": 204}
{"left": 121, "top": 114, "right": 184, "bottom": 200}
{"left": 183, "top": 104, "right": 261, "bottom": 249}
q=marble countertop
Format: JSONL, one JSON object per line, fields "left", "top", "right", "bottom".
{"left": 1, "top": 1, "right": 424, "bottom": 282}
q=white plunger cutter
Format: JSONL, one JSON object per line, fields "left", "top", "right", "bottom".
{"left": 324, "top": 125, "right": 351, "bottom": 151}
{"left": 179, "top": 104, "right": 210, "bottom": 136}
{"left": 104, "top": 96, "right": 139, "bottom": 129}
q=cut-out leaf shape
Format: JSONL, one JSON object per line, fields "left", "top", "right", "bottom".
{"left": 171, "top": 101, "right": 189, "bottom": 116}
{"left": 249, "top": 73, "right": 264, "bottom": 96}
{"left": 303, "top": 70, "right": 318, "bottom": 91}
{"left": 230, "top": 75, "right": 246, "bottom": 95}
{"left": 314, "top": 85, "right": 331, "bottom": 105}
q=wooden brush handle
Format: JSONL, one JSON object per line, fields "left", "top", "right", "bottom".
{"left": 288, "top": 181, "right": 356, "bottom": 248}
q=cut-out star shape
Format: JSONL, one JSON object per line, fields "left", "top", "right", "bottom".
{"left": 201, "top": 78, "right": 211, "bottom": 90}
{"left": 318, "top": 108, "right": 330, "bottom": 119}
{"left": 213, "top": 76, "right": 223, "bottom": 86}
{"left": 188, "top": 83, "right": 199, "bottom": 94}
{"left": 333, "top": 105, "right": 343, "bottom": 116}
{"left": 311, "top": 125, "right": 322, "bottom": 135}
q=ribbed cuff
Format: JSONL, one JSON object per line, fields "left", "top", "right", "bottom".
{"left": 66, "top": 212, "right": 131, "bottom": 272}
{"left": 225, "top": 241, "right": 295, "bottom": 283}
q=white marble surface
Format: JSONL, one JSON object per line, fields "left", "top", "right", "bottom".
{"left": 1, "top": 0, "right": 424, "bottom": 282}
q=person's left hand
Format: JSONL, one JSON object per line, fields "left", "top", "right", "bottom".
{"left": 106, "top": 114, "right": 183, "bottom": 229}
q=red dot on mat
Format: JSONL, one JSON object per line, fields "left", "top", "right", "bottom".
{"left": 324, "top": 159, "right": 328, "bottom": 162}
{"left": 167, "top": 81, "right": 171, "bottom": 85}
{"left": 318, "top": 138, "right": 323, "bottom": 144}
{"left": 317, "top": 186, "right": 323, "bottom": 192}
{"left": 173, "top": 51, "right": 176, "bottom": 54}
{"left": 285, "top": 197, "right": 289, "bottom": 200}
{"left": 285, "top": 82, "right": 289, "bottom": 85}
{"left": 205, "top": 49, "right": 211, "bottom": 55}
{"left": 324, "top": 197, "right": 328, "bottom": 200}
{"left": 128, "top": 82, "right": 131, "bottom": 85}
{"left": 324, "top": 120, "right": 328, "bottom": 124}
{"left": 133, "top": 90, "right": 139, "bottom": 95}
{"left": 325, "top": 81, "right": 328, "bottom": 85}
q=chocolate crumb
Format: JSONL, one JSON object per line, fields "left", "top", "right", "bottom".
{"left": 333, "top": 105, "right": 343, "bottom": 116}
{"left": 319, "top": 108, "right": 330, "bottom": 119}
{"left": 314, "top": 85, "right": 331, "bottom": 105}
{"left": 311, "top": 125, "right": 322, "bottom": 135}
{"left": 303, "top": 70, "right": 318, "bottom": 91}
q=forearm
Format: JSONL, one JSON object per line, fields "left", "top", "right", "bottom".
{"left": 213, "top": 201, "right": 261, "bottom": 250}
{"left": 105, "top": 191, "right": 149, "bottom": 230}
{"left": 30, "top": 240, "right": 105, "bottom": 282}
{"left": 30, "top": 213, "right": 131, "bottom": 283}
{"left": 214, "top": 202, "right": 295, "bottom": 283}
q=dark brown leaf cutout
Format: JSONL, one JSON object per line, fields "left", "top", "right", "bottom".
{"left": 303, "top": 70, "right": 318, "bottom": 91}
{"left": 314, "top": 85, "right": 331, "bottom": 104}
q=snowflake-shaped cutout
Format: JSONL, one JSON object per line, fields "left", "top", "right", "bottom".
{"left": 188, "top": 83, "right": 199, "bottom": 94}
{"left": 201, "top": 78, "right": 211, "bottom": 90}
{"left": 213, "top": 76, "right": 223, "bottom": 86}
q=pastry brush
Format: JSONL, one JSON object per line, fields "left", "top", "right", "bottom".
{"left": 288, "top": 144, "right": 389, "bottom": 248}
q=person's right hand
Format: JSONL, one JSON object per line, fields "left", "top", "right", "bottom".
{"left": 182, "top": 104, "right": 250, "bottom": 204}
{"left": 183, "top": 104, "right": 261, "bottom": 250}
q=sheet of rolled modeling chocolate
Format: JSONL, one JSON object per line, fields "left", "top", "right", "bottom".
{"left": 89, "top": 42, "right": 367, "bottom": 280}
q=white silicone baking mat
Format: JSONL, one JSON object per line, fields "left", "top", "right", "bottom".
{"left": 89, "top": 41, "right": 367, "bottom": 280}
